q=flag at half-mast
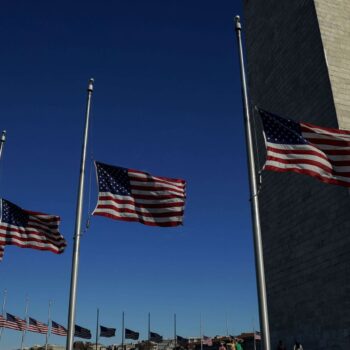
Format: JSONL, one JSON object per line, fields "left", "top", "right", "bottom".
{"left": 125, "top": 328, "right": 139, "bottom": 340}
{"left": 0, "top": 199, "right": 66, "bottom": 254}
{"left": 27, "top": 317, "right": 48, "bottom": 334}
{"left": 51, "top": 321, "right": 67, "bottom": 336}
{"left": 149, "top": 331, "right": 163, "bottom": 342}
{"left": 202, "top": 336, "right": 213, "bottom": 346}
{"left": 74, "top": 324, "right": 92, "bottom": 339}
{"left": 0, "top": 314, "right": 5, "bottom": 327}
{"left": 259, "top": 108, "right": 350, "bottom": 187}
{"left": 177, "top": 335, "right": 189, "bottom": 344}
{"left": 93, "top": 161, "right": 186, "bottom": 227}
{"left": 3, "top": 313, "right": 26, "bottom": 331}
{"left": 100, "top": 325, "right": 116, "bottom": 338}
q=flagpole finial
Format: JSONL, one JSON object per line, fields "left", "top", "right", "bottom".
{"left": 234, "top": 15, "right": 241, "bottom": 30}
{"left": 1, "top": 131, "right": 6, "bottom": 142}
{"left": 88, "top": 78, "right": 94, "bottom": 92}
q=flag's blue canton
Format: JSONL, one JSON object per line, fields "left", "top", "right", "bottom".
{"left": 7, "top": 313, "right": 18, "bottom": 322}
{"left": 96, "top": 162, "right": 131, "bottom": 196}
{"left": 29, "top": 318, "right": 37, "bottom": 325}
{"left": 1, "top": 199, "right": 28, "bottom": 226}
{"left": 260, "top": 109, "right": 307, "bottom": 145}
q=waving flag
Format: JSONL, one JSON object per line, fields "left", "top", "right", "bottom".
{"left": 0, "top": 199, "right": 66, "bottom": 254}
{"left": 125, "top": 328, "right": 139, "bottom": 340}
{"left": 93, "top": 162, "right": 186, "bottom": 227}
{"left": 259, "top": 108, "right": 350, "bottom": 187}
{"left": 0, "top": 314, "right": 5, "bottom": 327}
{"left": 27, "top": 317, "right": 48, "bottom": 334}
{"left": 202, "top": 336, "right": 212, "bottom": 346}
{"left": 177, "top": 335, "right": 189, "bottom": 344}
{"left": 51, "top": 321, "right": 67, "bottom": 336}
{"left": 4, "top": 313, "right": 26, "bottom": 331}
{"left": 100, "top": 325, "right": 116, "bottom": 338}
{"left": 0, "top": 246, "right": 4, "bottom": 261}
{"left": 74, "top": 324, "right": 91, "bottom": 339}
{"left": 150, "top": 331, "right": 163, "bottom": 342}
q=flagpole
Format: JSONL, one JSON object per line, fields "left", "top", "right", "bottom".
{"left": 66, "top": 78, "right": 94, "bottom": 350}
{"left": 174, "top": 313, "right": 177, "bottom": 349}
{"left": 200, "top": 314, "right": 203, "bottom": 350}
{"left": 96, "top": 308, "right": 99, "bottom": 350}
{"left": 122, "top": 311, "right": 125, "bottom": 350}
{"left": 0, "top": 130, "right": 6, "bottom": 162}
{"left": 225, "top": 313, "right": 228, "bottom": 337}
{"left": 0, "top": 131, "right": 6, "bottom": 261}
{"left": 45, "top": 300, "right": 52, "bottom": 350}
{"left": 0, "top": 289, "right": 7, "bottom": 346}
{"left": 20, "top": 297, "right": 29, "bottom": 350}
{"left": 148, "top": 312, "right": 150, "bottom": 341}
{"left": 234, "top": 15, "right": 271, "bottom": 350}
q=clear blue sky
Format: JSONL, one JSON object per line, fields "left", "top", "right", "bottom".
{"left": 0, "top": 1, "right": 259, "bottom": 349}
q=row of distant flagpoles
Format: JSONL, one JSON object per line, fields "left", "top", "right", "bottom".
{"left": 0, "top": 295, "right": 206, "bottom": 350}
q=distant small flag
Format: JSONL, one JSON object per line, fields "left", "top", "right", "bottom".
{"left": 259, "top": 108, "right": 350, "bottom": 187}
{"left": 51, "top": 321, "right": 67, "bottom": 336}
{"left": 0, "top": 246, "right": 4, "bottom": 261}
{"left": 202, "top": 336, "right": 213, "bottom": 346}
{"left": 4, "top": 313, "right": 26, "bottom": 331}
{"left": 254, "top": 332, "right": 261, "bottom": 340}
{"left": 74, "top": 324, "right": 92, "bottom": 339}
{"left": 93, "top": 162, "right": 186, "bottom": 227}
{"left": 0, "top": 199, "right": 67, "bottom": 254}
{"left": 100, "top": 325, "right": 116, "bottom": 338}
{"left": 27, "top": 317, "right": 48, "bottom": 334}
{"left": 125, "top": 328, "right": 139, "bottom": 340}
{"left": 149, "top": 331, "right": 163, "bottom": 342}
{"left": 176, "top": 335, "right": 189, "bottom": 344}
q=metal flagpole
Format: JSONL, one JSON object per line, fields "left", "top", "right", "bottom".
{"left": 0, "top": 131, "right": 6, "bottom": 260}
{"left": 45, "top": 300, "right": 52, "bottom": 350}
{"left": 174, "top": 313, "right": 177, "bottom": 349}
{"left": 148, "top": 312, "right": 150, "bottom": 341}
{"left": 122, "top": 311, "right": 125, "bottom": 350}
{"left": 0, "top": 289, "right": 7, "bottom": 346}
{"left": 225, "top": 313, "right": 228, "bottom": 337}
{"left": 66, "top": 78, "right": 94, "bottom": 350}
{"left": 234, "top": 15, "right": 271, "bottom": 350}
{"left": 96, "top": 308, "right": 99, "bottom": 350}
{"left": 0, "top": 137, "right": 6, "bottom": 346}
{"left": 20, "top": 297, "right": 29, "bottom": 350}
{"left": 200, "top": 314, "right": 203, "bottom": 350}
{"left": 0, "top": 131, "right": 6, "bottom": 160}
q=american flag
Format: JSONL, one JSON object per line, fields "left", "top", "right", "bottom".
{"left": 259, "top": 109, "right": 350, "bottom": 187}
{"left": 149, "top": 331, "right": 163, "bottom": 342}
{"left": 0, "top": 199, "right": 66, "bottom": 254}
{"left": 0, "top": 314, "right": 5, "bottom": 327}
{"left": 74, "top": 324, "right": 92, "bottom": 339}
{"left": 176, "top": 335, "right": 189, "bottom": 344}
{"left": 27, "top": 317, "right": 48, "bottom": 334}
{"left": 93, "top": 162, "right": 186, "bottom": 227}
{"left": 202, "top": 336, "right": 212, "bottom": 346}
{"left": 254, "top": 332, "right": 261, "bottom": 340}
{"left": 4, "top": 313, "right": 26, "bottom": 331}
{"left": 100, "top": 325, "right": 116, "bottom": 338}
{"left": 125, "top": 328, "right": 139, "bottom": 340}
{"left": 51, "top": 321, "right": 67, "bottom": 336}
